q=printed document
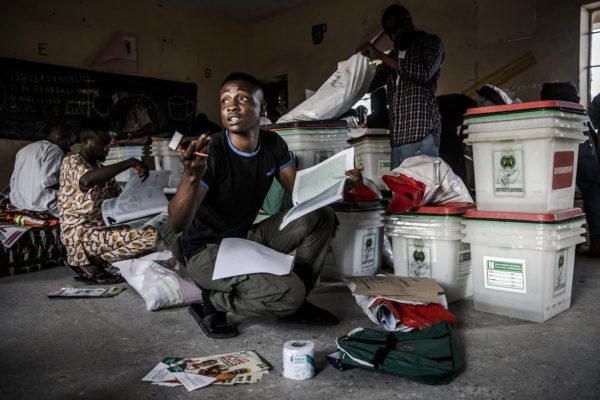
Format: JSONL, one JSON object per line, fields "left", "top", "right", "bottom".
{"left": 280, "top": 147, "right": 354, "bottom": 229}
{"left": 102, "top": 171, "right": 170, "bottom": 226}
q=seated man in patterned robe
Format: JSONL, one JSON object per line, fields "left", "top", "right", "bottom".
{"left": 57, "top": 119, "right": 157, "bottom": 284}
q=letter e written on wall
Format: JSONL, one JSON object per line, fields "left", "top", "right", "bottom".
{"left": 38, "top": 43, "right": 48, "bottom": 56}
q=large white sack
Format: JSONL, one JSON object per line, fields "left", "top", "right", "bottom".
{"left": 277, "top": 53, "right": 376, "bottom": 123}
{"left": 113, "top": 251, "right": 202, "bottom": 311}
{"left": 392, "top": 156, "right": 473, "bottom": 205}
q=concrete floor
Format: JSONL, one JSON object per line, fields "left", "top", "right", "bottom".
{"left": 0, "top": 256, "right": 599, "bottom": 400}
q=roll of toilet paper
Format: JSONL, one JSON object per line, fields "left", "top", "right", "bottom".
{"left": 282, "top": 340, "right": 315, "bottom": 380}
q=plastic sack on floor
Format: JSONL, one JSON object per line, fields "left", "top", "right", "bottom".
{"left": 352, "top": 293, "right": 452, "bottom": 332}
{"left": 277, "top": 54, "right": 377, "bottom": 123}
{"left": 383, "top": 156, "right": 473, "bottom": 213}
{"left": 113, "top": 251, "right": 202, "bottom": 311}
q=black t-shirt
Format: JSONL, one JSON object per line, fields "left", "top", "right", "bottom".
{"left": 181, "top": 130, "right": 292, "bottom": 258}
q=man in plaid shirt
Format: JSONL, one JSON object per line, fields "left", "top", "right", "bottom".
{"left": 358, "top": 4, "right": 444, "bottom": 169}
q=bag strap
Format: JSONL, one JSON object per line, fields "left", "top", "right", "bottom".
{"left": 371, "top": 332, "right": 398, "bottom": 369}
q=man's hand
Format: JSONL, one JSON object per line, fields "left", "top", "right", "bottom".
{"left": 356, "top": 42, "right": 382, "bottom": 60}
{"left": 128, "top": 158, "right": 149, "bottom": 181}
{"left": 180, "top": 134, "right": 211, "bottom": 180}
{"left": 345, "top": 164, "right": 365, "bottom": 190}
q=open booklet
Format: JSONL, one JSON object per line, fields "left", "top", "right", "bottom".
{"left": 102, "top": 170, "right": 170, "bottom": 227}
{"left": 279, "top": 147, "right": 354, "bottom": 230}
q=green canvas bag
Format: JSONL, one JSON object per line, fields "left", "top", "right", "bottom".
{"left": 335, "top": 321, "right": 462, "bottom": 385}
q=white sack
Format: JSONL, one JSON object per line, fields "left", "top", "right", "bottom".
{"left": 277, "top": 54, "right": 376, "bottom": 123}
{"left": 392, "top": 156, "right": 473, "bottom": 205}
{"left": 113, "top": 251, "right": 202, "bottom": 311}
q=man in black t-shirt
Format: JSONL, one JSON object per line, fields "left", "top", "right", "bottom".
{"left": 167, "top": 73, "right": 345, "bottom": 338}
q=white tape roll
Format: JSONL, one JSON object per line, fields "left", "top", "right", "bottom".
{"left": 282, "top": 340, "right": 315, "bottom": 380}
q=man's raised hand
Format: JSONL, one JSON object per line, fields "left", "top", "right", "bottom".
{"left": 181, "top": 134, "right": 211, "bottom": 180}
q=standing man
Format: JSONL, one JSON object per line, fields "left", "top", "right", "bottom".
{"left": 358, "top": 4, "right": 444, "bottom": 169}
{"left": 10, "top": 119, "right": 75, "bottom": 216}
{"left": 168, "top": 72, "right": 354, "bottom": 339}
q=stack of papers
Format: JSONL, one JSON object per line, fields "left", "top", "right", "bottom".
{"left": 142, "top": 351, "right": 272, "bottom": 392}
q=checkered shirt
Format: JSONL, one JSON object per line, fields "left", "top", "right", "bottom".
{"left": 372, "top": 32, "right": 444, "bottom": 147}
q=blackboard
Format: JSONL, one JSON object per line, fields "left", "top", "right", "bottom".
{"left": 0, "top": 57, "right": 197, "bottom": 140}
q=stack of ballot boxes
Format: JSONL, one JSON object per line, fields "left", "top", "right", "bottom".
{"left": 348, "top": 133, "right": 391, "bottom": 191}
{"left": 265, "top": 120, "right": 350, "bottom": 170}
{"left": 385, "top": 203, "right": 475, "bottom": 304}
{"left": 104, "top": 139, "right": 145, "bottom": 185}
{"left": 461, "top": 100, "right": 588, "bottom": 322}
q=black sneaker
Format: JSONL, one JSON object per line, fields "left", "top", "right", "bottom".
{"left": 189, "top": 303, "right": 238, "bottom": 339}
{"left": 277, "top": 301, "right": 339, "bottom": 326}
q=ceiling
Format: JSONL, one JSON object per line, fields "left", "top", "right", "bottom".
{"left": 161, "top": 0, "right": 313, "bottom": 20}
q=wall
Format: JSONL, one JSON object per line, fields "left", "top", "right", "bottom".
{"left": 0, "top": 0, "right": 253, "bottom": 186}
{"left": 0, "top": 0, "right": 253, "bottom": 122}
{"left": 0, "top": 0, "right": 593, "bottom": 187}
{"left": 250, "top": 0, "right": 590, "bottom": 108}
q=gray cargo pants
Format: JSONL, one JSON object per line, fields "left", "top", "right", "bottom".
{"left": 158, "top": 207, "right": 336, "bottom": 317}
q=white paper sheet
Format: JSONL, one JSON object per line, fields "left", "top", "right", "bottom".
{"left": 102, "top": 171, "right": 170, "bottom": 226}
{"left": 170, "top": 372, "right": 216, "bottom": 392}
{"left": 142, "top": 361, "right": 177, "bottom": 382}
{"left": 280, "top": 147, "right": 354, "bottom": 230}
{"left": 212, "top": 238, "right": 294, "bottom": 280}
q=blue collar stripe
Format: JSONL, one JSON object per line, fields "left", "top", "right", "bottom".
{"left": 278, "top": 158, "right": 294, "bottom": 170}
{"left": 200, "top": 180, "right": 209, "bottom": 190}
{"left": 225, "top": 131, "right": 260, "bottom": 157}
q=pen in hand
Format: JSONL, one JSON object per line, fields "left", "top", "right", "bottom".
{"left": 174, "top": 147, "right": 208, "bottom": 158}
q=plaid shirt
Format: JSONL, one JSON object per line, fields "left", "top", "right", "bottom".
{"left": 372, "top": 32, "right": 444, "bottom": 147}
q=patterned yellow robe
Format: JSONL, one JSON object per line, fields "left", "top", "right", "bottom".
{"left": 58, "top": 154, "right": 157, "bottom": 267}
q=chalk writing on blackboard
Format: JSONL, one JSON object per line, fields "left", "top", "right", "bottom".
{"left": 0, "top": 57, "right": 197, "bottom": 140}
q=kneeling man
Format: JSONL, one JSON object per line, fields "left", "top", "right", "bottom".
{"left": 169, "top": 73, "right": 352, "bottom": 338}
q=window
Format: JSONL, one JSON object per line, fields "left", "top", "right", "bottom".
{"left": 587, "top": 8, "right": 600, "bottom": 104}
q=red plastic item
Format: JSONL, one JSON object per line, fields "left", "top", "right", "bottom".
{"left": 463, "top": 208, "right": 584, "bottom": 222}
{"left": 343, "top": 184, "right": 379, "bottom": 203}
{"left": 370, "top": 298, "right": 456, "bottom": 329}
{"left": 465, "top": 100, "right": 584, "bottom": 116}
{"left": 410, "top": 202, "right": 476, "bottom": 215}
{"left": 382, "top": 174, "right": 426, "bottom": 213}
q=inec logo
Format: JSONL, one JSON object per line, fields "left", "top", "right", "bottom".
{"left": 412, "top": 250, "right": 426, "bottom": 262}
{"left": 558, "top": 254, "right": 565, "bottom": 267}
{"left": 500, "top": 155, "right": 516, "bottom": 169}
{"left": 365, "top": 238, "right": 373, "bottom": 248}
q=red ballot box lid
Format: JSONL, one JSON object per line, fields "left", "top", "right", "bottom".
{"left": 465, "top": 100, "right": 585, "bottom": 118}
{"left": 463, "top": 208, "right": 585, "bottom": 223}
